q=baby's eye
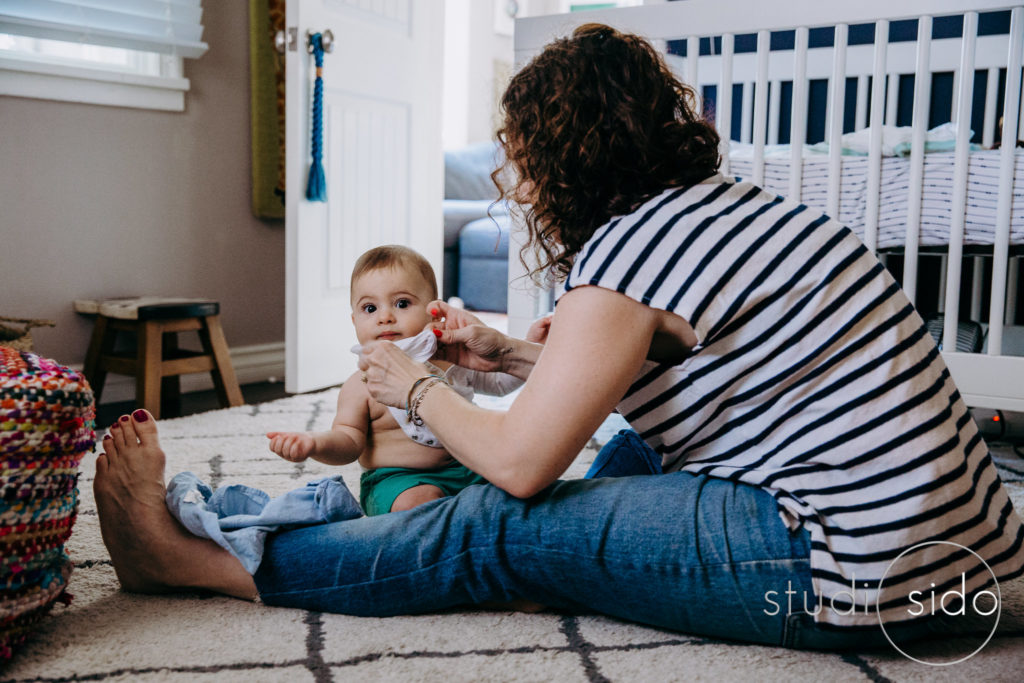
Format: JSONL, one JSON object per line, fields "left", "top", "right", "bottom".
{"left": 395, "top": 299, "right": 411, "bottom": 309}
{"left": 362, "top": 304, "right": 377, "bottom": 314}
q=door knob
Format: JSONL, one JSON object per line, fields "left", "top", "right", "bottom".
{"left": 306, "top": 29, "right": 335, "bottom": 54}
{"left": 274, "top": 27, "right": 297, "bottom": 54}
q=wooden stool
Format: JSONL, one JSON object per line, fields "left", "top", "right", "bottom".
{"left": 76, "top": 297, "right": 244, "bottom": 419}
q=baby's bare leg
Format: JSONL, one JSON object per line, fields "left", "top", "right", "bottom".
{"left": 391, "top": 484, "right": 445, "bottom": 512}
{"left": 93, "top": 410, "right": 257, "bottom": 599}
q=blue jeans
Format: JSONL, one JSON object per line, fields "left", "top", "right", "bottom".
{"left": 253, "top": 431, "right": 898, "bottom": 649}
{"left": 584, "top": 428, "right": 663, "bottom": 478}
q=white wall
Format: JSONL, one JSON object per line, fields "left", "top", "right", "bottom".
{"left": 442, "top": 0, "right": 529, "bottom": 149}
{"left": 442, "top": 0, "right": 652, "bottom": 150}
{"left": 443, "top": 0, "right": 472, "bottom": 149}
{"left": 0, "top": 3, "right": 286, "bottom": 374}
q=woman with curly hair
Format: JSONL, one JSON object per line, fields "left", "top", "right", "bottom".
{"left": 96, "top": 23, "right": 1022, "bottom": 650}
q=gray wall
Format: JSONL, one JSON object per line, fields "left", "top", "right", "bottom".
{"left": 0, "top": 2, "right": 285, "bottom": 367}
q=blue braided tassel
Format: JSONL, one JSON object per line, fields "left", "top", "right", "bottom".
{"left": 306, "top": 33, "right": 327, "bottom": 202}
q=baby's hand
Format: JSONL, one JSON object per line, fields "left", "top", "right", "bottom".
{"left": 266, "top": 432, "right": 315, "bottom": 462}
{"left": 526, "top": 314, "right": 554, "bottom": 344}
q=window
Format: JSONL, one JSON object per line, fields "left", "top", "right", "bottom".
{"left": 0, "top": 0, "right": 208, "bottom": 111}
{"left": 564, "top": 0, "right": 644, "bottom": 11}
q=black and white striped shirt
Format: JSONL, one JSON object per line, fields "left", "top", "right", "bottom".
{"left": 561, "top": 174, "right": 1024, "bottom": 627}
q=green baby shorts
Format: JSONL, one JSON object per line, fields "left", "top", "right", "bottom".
{"left": 359, "top": 460, "right": 488, "bottom": 516}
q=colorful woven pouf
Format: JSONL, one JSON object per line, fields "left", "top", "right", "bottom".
{"left": 0, "top": 348, "right": 94, "bottom": 660}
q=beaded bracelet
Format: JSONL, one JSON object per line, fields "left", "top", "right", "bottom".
{"left": 407, "top": 376, "right": 449, "bottom": 426}
{"left": 406, "top": 374, "right": 443, "bottom": 417}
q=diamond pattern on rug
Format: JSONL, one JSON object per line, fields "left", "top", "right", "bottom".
{"left": 3, "top": 388, "right": 1024, "bottom": 682}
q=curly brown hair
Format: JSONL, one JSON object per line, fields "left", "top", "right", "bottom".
{"left": 494, "top": 23, "right": 720, "bottom": 282}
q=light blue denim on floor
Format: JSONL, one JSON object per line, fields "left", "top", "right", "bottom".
{"left": 252, "top": 431, "right": 933, "bottom": 649}
{"left": 166, "top": 472, "right": 363, "bottom": 574}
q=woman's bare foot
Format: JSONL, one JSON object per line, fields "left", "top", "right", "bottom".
{"left": 93, "top": 410, "right": 258, "bottom": 599}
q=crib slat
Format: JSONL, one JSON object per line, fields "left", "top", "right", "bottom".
{"left": 788, "top": 27, "right": 809, "bottom": 202}
{"left": 864, "top": 20, "right": 889, "bottom": 253}
{"left": 855, "top": 74, "right": 869, "bottom": 131}
{"left": 943, "top": 12, "right": 978, "bottom": 352}
{"left": 938, "top": 255, "right": 948, "bottom": 314}
{"left": 1019, "top": 67, "right": 1024, "bottom": 141}
{"left": 983, "top": 68, "right": 1000, "bottom": 149}
{"left": 903, "top": 16, "right": 933, "bottom": 305}
{"left": 989, "top": 7, "right": 1024, "bottom": 355}
{"left": 768, "top": 79, "right": 781, "bottom": 145}
{"left": 686, "top": 35, "right": 699, "bottom": 96}
{"left": 751, "top": 30, "right": 770, "bottom": 186}
{"left": 951, "top": 69, "right": 960, "bottom": 123}
{"left": 885, "top": 70, "right": 900, "bottom": 126}
{"left": 718, "top": 33, "right": 735, "bottom": 175}
{"left": 827, "top": 24, "right": 848, "bottom": 219}
{"left": 1008, "top": 259, "right": 1020, "bottom": 325}
{"left": 741, "top": 81, "right": 754, "bottom": 144}
{"left": 972, "top": 257, "right": 985, "bottom": 321}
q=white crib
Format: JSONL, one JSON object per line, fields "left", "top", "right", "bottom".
{"left": 509, "top": 0, "right": 1024, "bottom": 411}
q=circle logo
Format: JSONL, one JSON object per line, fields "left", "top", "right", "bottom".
{"left": 876, "top": 540, "right": 1000, "bottom": 666}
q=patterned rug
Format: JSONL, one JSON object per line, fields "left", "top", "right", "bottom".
{"left": 4, "top": 389, "right": 1024, "bottom": 682}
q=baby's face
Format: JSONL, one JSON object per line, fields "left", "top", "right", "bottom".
{"left": 351, "top": 266, "right": 434, "bottom": 345}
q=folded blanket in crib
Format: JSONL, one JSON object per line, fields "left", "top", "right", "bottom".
{"left": 730, "top": 123, "right": 977, "bottom": 158}
{"left": 165, "top": 472, "right": 363, "bottom": 574}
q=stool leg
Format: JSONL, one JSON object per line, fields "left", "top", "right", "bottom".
{"left": 161, "top": 331, "right": 182, "bottom": 417}
{"left": 83, "top": 315, "right": 115, "bottom": 404}
{"left": 199, "top": 315, "right": 244, "bottom": 408}
{"left": 138, "top": 320, "right": 163, "bottom": 420}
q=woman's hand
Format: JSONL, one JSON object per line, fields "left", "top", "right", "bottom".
{"left": 357, "top": 341, "right": 432, "bottom": 408}
{"left": 412, "top": 287, "right": 658, "bottom": 499}
{"left": 427, "top": 300, "right": 518, "bottom": 373}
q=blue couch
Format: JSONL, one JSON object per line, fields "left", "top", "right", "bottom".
{"left": 443, "top": 142, "right": 512, "bottom": 312}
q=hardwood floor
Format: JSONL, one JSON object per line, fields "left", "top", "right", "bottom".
{"left": 93, "top": 380, "right": 292, "bottom": 429}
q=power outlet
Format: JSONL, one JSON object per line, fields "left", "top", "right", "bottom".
{"left": 973, "top": 408, "right": 1024, "bottom": 444}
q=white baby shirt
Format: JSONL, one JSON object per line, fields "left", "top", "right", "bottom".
{"left": 351, "top": 328, "right": 523, "bottom": 448}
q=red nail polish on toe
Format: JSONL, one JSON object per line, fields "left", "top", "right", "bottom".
{"left": 132, "top": 409, "right": 148, "bottom": 422}
{"left": 431, "top": 308, "right": 439, "bottom": 317}
{"left": 110, "top": 421, "right": 120, "bottom": 428}
{"left": 432, "top": 329, "right": 442, "bottom": 338}
{"left": 103, "top": 434, "right": 112, "bottom": 440}
{"left": 120, "top": 415, "right": 130, "bottom": 422}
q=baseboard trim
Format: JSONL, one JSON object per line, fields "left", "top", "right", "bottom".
{"left": 72, "top": 342, "right": 286, "bottom": 406}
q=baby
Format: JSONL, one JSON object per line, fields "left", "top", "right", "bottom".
{"left": 266, "top": 245, "right": 521, "bottom": 516}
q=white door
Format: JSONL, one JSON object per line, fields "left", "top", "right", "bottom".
{"left": 285, "top": 0, "right": 445, "bottom": 393}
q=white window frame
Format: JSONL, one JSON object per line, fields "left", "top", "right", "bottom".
{"left": 0, "top": 0, "right": 208, "bottom": 113}
{"left": 0, "top": 47, "right": 191, "bottom": 111}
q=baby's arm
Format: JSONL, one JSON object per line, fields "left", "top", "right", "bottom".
{"left": 456, "top": 368, "right": 525, "bottom": 396}
{"left": 267, "top": 373, "right": 369, "bottom": 465}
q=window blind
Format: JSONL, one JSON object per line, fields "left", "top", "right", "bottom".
{"left": 0, "top": 0, "right": 208, "bottom": 59}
